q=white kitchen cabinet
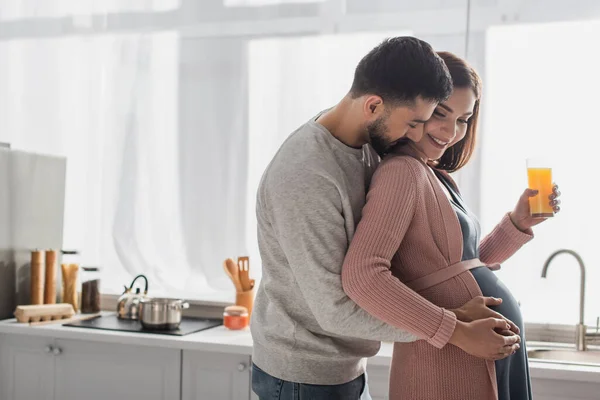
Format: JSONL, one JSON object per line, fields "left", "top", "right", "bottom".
{"left": 0, "top": 334, "right": 55, "bottom": 400}
{"left": 0, "top": 334, "right": 180, "bottom": 400}
{"left": 182, "top": 350, "right": 251, "bottom": 400}
{"left": 54, "top": 338, "right": 180, "bottom": 400}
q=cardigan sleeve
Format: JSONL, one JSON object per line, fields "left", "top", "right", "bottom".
{"left": 479, "top": 213, "right": 533, "bottom": 265}
{"left": 342, "top": 157, "right": 456, "bottom": 349}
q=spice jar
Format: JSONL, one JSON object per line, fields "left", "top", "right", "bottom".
{"left": 223, "top": 305, "right": 249, "bottom": 330}
{"left": 81, "top": 266, "right": 101, "bottom": 314}
{"left": 61, "top": 250, "right": 80, "bottom": 312}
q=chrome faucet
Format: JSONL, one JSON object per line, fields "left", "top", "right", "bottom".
{"left": 542, "top": 249, "right": 590, "bottom": 350}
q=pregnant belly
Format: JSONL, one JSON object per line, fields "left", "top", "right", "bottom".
{"left": 416, "top": 270, "right": 483, "bottom": 310}
{"left": 470, "top": 266, "right": 524, "bottom": 329}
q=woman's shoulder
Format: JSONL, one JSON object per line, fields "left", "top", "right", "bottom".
{"left": 377, "top": 153, "right": 429, "bottom": 180}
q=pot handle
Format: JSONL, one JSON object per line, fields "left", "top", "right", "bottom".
{"left": 181, "top": 302, "right": 190, "bottom": 310}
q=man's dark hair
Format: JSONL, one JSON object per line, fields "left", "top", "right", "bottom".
{"left": 350, "top": 36, "right": 453, "bottom": 105}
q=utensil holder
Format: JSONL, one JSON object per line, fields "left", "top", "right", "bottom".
{"left": 235, "top": 288, "right": 254, "bottom": 318}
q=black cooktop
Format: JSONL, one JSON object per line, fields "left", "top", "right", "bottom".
{"left": 64, "top": 314, "right": 222, "bottom": 336}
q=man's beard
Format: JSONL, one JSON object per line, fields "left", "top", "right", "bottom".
{"left": 367, "top": 116, "right": 395, "bottom": 157}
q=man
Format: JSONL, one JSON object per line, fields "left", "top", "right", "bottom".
{"left": 251, "top": 37, "right": 520, "bottom": 400}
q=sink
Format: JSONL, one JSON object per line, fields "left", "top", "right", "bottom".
{"left": 528, "top": 348, "right": 600, "bottom": 367}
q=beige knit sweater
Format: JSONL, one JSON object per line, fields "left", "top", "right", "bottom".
{"left": 342, "top": 153, "right": 533, "bottom": 400}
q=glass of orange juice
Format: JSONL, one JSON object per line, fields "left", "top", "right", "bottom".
{"left": 526, "top": 158, "right": 554, "bottom": 218}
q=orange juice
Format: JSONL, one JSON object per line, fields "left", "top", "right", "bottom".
{"left": 527, "top": 167, "right": 554, "bottom": 217}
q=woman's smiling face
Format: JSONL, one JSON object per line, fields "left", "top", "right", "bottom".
{"left": 409, "top": 87, "right": 477, "bottom": 161}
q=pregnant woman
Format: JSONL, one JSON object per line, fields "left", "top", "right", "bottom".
{"left": 342, "top": 52, "right": 560, "bottom": 400}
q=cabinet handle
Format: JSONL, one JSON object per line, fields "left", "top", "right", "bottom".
{"left": 52, "top": 347, "right": 62, "bottom": 356}
{"left": 44, "top": 346, "right": 53, "bottom": 354}
{"left": 237, "top": 363, "right": 247, "bottom": 372}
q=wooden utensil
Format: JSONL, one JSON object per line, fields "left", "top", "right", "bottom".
{"left": 224, "top": 258, "right": 243, "bottom": 292}
{"left": 238, "top": 256, "right": 251, "bottom": 292}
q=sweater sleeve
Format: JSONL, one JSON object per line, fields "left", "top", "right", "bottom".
{"left": 479, "top": 213, "right": 534, "bottom": 265}
{"left": 266, "top": 165, "right": 418, "bottom": 343}
{"left": 342, "top": 158, "right": 456, "bottom": 349}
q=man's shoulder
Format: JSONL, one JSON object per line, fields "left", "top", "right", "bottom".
{"left": 265, "top": 123, "right": 341, "bottom": 184}
{"left": 282, "top": 122, "right": 338, "bottom": 161}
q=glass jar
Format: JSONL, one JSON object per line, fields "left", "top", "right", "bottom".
{"left": 61, "top": 250, "right": 80, "bottom": 312}
{"left": 223, "top": 305, "right": 249, "bottom": 330}
{"left": 81, "top": 266, "right": 101, "bottom": 314}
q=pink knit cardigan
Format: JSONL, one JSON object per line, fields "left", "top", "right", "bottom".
{"left": 342, "top": 154, "right": 533, "bottom": 400}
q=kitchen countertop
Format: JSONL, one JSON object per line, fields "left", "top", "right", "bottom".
{"left": 0, "top": 313, "right": 254, "bottom": 356}
{"left": 1, "top": 315, "right": 600, "bottom": 383}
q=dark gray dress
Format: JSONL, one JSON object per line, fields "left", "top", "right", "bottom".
{"left": 435, "top": 170, "right": 532, "bottom": 400}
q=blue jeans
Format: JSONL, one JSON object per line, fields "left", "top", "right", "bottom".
{"left": 252, "top": 363, "right": 372, "bottom": 400}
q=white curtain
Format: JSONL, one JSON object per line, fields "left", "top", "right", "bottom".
{"left": 0, "top": 14, "right": 249, "bottom": 300}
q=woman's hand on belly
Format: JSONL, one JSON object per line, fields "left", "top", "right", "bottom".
{"left": 449, "top": 295, "right": 520, "bottom": 334}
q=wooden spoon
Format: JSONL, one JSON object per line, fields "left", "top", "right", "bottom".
{"left": 238, "top": 256, "right": 251, "bottom": 291}
{"left": 223, "top": 258, "right": 243, "bottom": 292}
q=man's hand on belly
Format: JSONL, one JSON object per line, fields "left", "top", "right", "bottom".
{"left": 449, "top": 295, "right": 520, "bottom": 334}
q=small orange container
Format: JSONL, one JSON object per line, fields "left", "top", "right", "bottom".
{"left": 223, "top": 305, "right": 249, "bottom": 330}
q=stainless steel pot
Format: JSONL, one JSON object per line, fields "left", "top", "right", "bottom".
{"left": 139, "top": 298, "right": 189, "bottom": 330}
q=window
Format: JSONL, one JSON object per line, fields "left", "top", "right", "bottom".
{"left": 481, "top": 19, "right": 600, "bottom": 325}
{"left": 0, "top": 0, "right": 179, "bottom": 20}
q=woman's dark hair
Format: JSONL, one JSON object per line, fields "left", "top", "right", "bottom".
{"left": 350, "top": 37, "right": 453, "bottom": 105}
{"left": 435, "top": 51, "right": 483, "bottom": 172}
